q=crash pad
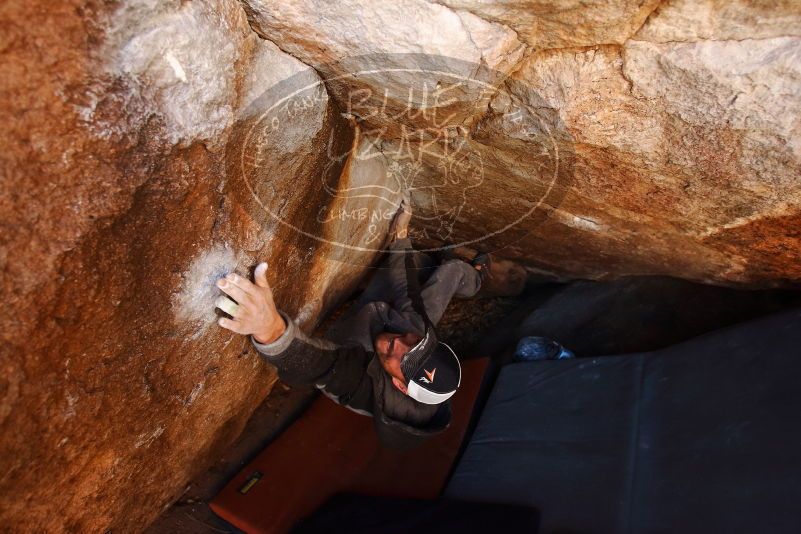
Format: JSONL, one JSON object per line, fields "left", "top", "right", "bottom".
{"left": 210, "top": 358, "right": 490, "bottom": 533}
{"left": 446, "top": 309, "right": 801, "bottom": 533}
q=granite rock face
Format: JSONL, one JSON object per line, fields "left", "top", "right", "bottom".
{"left": 1, "top": 0, "right": 800, "bottom": 531}
{"left": 245, "top": 0, "right": 801, "bottom": 285}
{"left": 0, "top": 1, "right": 383, "bottom": 531}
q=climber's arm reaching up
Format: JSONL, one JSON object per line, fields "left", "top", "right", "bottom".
{"left": 215, "top": 264, "right": 372, "bottom": 408}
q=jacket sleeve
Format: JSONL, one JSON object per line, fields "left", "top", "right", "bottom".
{"left": 384, "top": 237, "right": 416, "bottom": 314}
{"left": 253, "top": 314, "right": 452, "bottom": 450}
{"left": 251, "top": 311, "right": 374, "bottom": 411}
{"left": 382, "top": 237, "right": 428, "bottom": 334}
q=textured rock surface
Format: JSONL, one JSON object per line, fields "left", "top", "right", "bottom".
{"left": 435, "top": 0, "right": 661, "bottom": 49}
{"left": 1, "top": 0, "right": 801, "bottom": 531}
{"left": 0, "top": 0, "right": 383, "bottom": 531}
{"left": 246, "top": 0, "right": 801, "bottom": 286}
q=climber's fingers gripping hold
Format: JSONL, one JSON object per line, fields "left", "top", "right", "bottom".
{"left": 389, "top": 193, "right": 413, "bottom": 241}
{"left": 215, "top": 262, "right": 286, "bottom": 343}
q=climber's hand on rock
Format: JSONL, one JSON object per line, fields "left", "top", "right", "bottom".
{"left": 390, "top": 192, "right": 413, "bottom": 240}
{"left": 215, "top": 262, "right": 286, "bottom": 344}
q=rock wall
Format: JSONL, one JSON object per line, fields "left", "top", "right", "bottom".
{"left": 1, "top": 0, "right": 800, "bottom": 531}
{"left": 243, "top": 0, "right": 801, "bottom": 286}
{"left": 0, "top": 1, "right": 385, "bottom": 531}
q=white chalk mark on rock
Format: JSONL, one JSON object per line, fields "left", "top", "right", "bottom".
{"left": 173, "top": 244, "right": 246, "bottom": 339}
{"left": 185, "top": 383, "right": 204, "bottom": 406}
{"left": 134, "top": 426, "right": 164, "bottom": 449}
{"left": 164, "top": 51, "right": 187, "bottom": 83}
{"left": 295, "top": 300, "right": 318, "bottom": 327}
{"left": 64, "top": 391, "right": 79, "bottom": 419}
{"left": 553, "top": 210, "right": 606, "bottom": 232}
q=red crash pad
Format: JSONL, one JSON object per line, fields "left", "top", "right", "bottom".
{"left": 210, "top": 358, "right": 490, "bottom": 534}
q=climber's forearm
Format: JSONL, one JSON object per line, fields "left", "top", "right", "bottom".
{"left": 385, "top": 237, "right": 415, "bottom": 313}
{"left": 251, "top": 312, "right": 370, "bottom": 399}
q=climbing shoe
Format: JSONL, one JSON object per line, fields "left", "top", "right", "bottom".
{"left": 471, "top": 252, "right": 527, "bottom": 298}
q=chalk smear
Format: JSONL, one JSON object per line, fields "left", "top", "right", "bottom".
{"left": 173, "top": 244, "right": 247, "bottom": 339}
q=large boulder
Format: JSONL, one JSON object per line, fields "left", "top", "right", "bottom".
{"left": 243, "top": 0, "right": 801, "bottom": 286}
{"left": 0, "top": 0, "right": 386, "bottom": 531}
{"left": 1, "top": 0, "right": 800, "bottom": 531}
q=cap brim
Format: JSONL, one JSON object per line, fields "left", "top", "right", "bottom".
{"left": 407, "top": 379, "right": 457, "bottom": 404}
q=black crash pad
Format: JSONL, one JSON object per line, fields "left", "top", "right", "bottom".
{"left": 446, "top": 308, "right": 801, "bottom": 534}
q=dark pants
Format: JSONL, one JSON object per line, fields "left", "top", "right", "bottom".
{"left": 353, "top": 252, "right": 481, "bottom": 326}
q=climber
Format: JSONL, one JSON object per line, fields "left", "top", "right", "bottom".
{"left": 214, "top": 199, "right": 496, "bottom": 448}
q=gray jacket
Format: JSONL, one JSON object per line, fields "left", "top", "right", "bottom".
{"left": 252, "top": 239, "right": 481, "bottom": 449}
